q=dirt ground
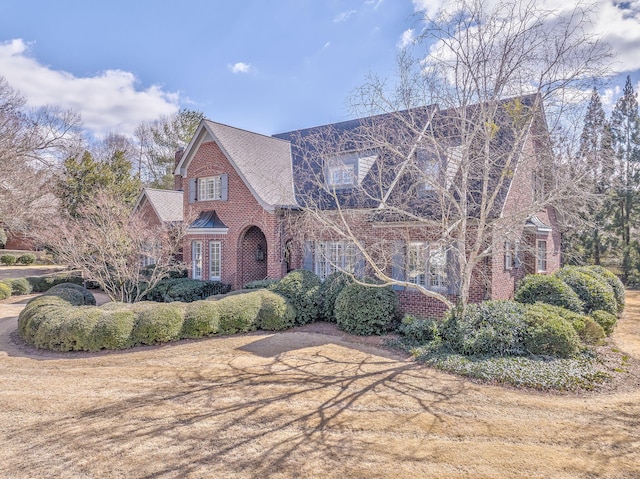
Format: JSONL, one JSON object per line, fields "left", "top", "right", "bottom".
{"left": 0, "top": 292, "right": 639, "bottom": 478}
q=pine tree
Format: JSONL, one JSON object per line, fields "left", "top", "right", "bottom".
{"left": 610, "top": 75, "right": 640, "bottom": 280}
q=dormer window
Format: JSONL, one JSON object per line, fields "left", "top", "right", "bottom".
{"left": 325, "top": 151, "right": 376, "bottom": 189}
{"left": 416, "top": 148, "right": 441, "bottom": 191}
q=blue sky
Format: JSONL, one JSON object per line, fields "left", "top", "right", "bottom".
{"left": 1, "top": 0, "right": 640, "bottom": 140}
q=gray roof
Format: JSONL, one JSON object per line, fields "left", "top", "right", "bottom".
{"left": 141, "top": 188, "right": 183, "bottom": 223}
{"left": 176, "top": 120, "right": 297, "bottom": 212}
{"left": 189, "top": 210, "right": 227, "bottom": 229}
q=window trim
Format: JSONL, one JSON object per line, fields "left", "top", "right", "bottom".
{"left": 192, "top": 241, "right": 203, "bottom": 280}
{"left": 407, "top": 241, "right": 448, "bottom": 293}
{"left": 504, "top": 240, "right": 513, "bottom": 271}
{"left": 313, "top": 240, "right": 359, "bottom": 279}
{"left": 198, "top": 175, "right": 222, "bottom": 201}
{"left": 536, "top": 239, "right": 547, "bottom": 273}
{"left": 209, "top": 240, "right": 221, "bottom": 281}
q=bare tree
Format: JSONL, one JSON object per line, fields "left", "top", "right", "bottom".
{"left": 284, "top": 0, "right": 611, "bottom": 308}
{"left": 38, "top": 191, "right": 188, "bottom": 303}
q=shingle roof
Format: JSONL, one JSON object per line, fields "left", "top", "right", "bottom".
{"left": 141, "top": 188, "right": 183, "bottom": 223}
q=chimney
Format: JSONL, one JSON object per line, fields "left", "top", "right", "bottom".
{"left": 174, "top": 148, "right": 185, "bottom": 191}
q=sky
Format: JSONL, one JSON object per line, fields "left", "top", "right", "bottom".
{"left": 1, "top": 0, "right": 640, "bottom": 141}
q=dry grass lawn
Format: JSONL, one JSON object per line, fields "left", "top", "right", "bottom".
{"left": 0, "top": 291, "right": 639, "bottom": 478}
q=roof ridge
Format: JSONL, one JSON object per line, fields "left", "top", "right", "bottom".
{"left": 204, "top": 119, "right": 292, "bottom": 145}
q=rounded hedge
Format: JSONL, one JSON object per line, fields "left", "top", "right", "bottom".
{"left": 2, "top": 278, "right": 32, "bottom": 295}
{"left": 514, "top": 274, "right": 583, "bottom": 313}
{"left": 440, "top": 301, "right": 528, "bottom": 356}
{"left": 255, "top": 290, "right": 296, "bottom": 331}
{"left": 182, "top": 301, "right": 220, "bottom": 338}
{"left": 0, "top": 282, "right": 11, "bottom": 300}
{"left": 45, "top": 283, "right": 96, "bottom": 305}
{"left": 522, "top": 302, "right": 604, "bottom": 345}
{"left": 398, "top": 314, "right": 439, "bottom": 344}
{"left": 131, "top": 303, "right": 185, "bottom": 345}
{"left": 334, "top": 282, "right": 399, "bottom": 335}
{"left": 319, "top": 271, "right": 355, "bottom": 322}
{"left": 93, "top": 309, "right": 136, "bottom": 349}
{"left": 554, "top": 267, "right": 617, "bottom": 315}
{"left": 582, "top": 266, "right": 625, "bottom": 314}
{"left": 524, "top": 316, "right": 581, "bottom": 358}
{"left": 590, "top": 310, "right": 617, "bottom": 336}
{"left": 272, "top": 269, "right": 322, "bottom": 325}
{"left": 215, "top": 292, "right": 262, "bottom": 334}
{"left": 1, "top": 254, "right": 17, "bottom": 266}
{"left": 17, "top": 253, "right": 36, "bottom": 265}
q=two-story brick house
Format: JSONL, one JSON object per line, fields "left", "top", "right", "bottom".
{"left": 173, "top": 95, "right": 561, "bottom": 316}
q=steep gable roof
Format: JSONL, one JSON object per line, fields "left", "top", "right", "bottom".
{"left": 175, "top": 120, "right": 297, "bottom": 212}
{"left": 134, "top": 188, "right": 183, "bottom": 223}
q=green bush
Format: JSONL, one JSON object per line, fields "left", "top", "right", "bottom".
{"left": 523, "top": 302, "right": 603, "bottom": 345}
{"left": 26, "top": 274, "right": 83, "bottom": 292}
{"left": 334, "top": 282, "right": 399, "bottom": 335}
{"left": 131, "top": 303, "right": 185, "bottom": 345}
{"left": 243, "top": 279, "right": 279, "bottom": 290}
{"left": 182, "top": 301, "right": 220, "bottom": 338}
{"left": 272, "top": 269, "right": 322, "bottom": 325}
{"left": 17, "top": 253, "right": 36, "bottom": 265}
{"left": 514, "top": 274, "right": 583, "bottom": 312}
{"left": 590, "top": 310, "right": 617, "bottom": 336}
{"left": 554, "top": 267, "right": 617, "bottom": 315}
{"left": 397, "top": 314, "right": 439, "bottom": 344}
{"left": 145, "top": 278, "right": 231, "bottom": 302}
{"left": 1, "top": 254, "right": 17, "bottom": 266}
{"left": 319, "top": 271, "right": 355, "bottom": 322}
{"left": 39, "top": 307, "right": 104, "bottom": 351}
{"left": 582, "top": 266, "right": 625, "bottom": 314}
{"left": 18, "top": 296, "right": 70, "bottom": 343}
{"left": 93, "top": 309, "right": 135, "bottom": 349}
{"left": 45, "top": 283, "right": 96, "bottom": 306}
{"left": 440, "top": 301, "right": 528, "bottom": 356}
{"left": 216, "top": 293, "right": 262, "bottom": 334}
{"left": 255, "top": 290, "right": 296, "bottom": 331}
{"left": 524, "top": 317, "right": 581, "bottom": 358}
{"left": 0, "top": 282, "right": 11, "bottom": 300}
{"left": 2, "top": 278, "right": 32, "bottom": 295}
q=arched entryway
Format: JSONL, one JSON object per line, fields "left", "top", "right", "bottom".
{"left": 239, "top": 225, "right": 268, "bottom": 287}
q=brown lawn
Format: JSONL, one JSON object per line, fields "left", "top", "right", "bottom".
{"left": 0, "top": 291, "right": 639, "bottom": 478}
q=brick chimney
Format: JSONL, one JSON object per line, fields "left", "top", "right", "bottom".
{"left": 174, "top": 148, "right": 184, "bottom": 191}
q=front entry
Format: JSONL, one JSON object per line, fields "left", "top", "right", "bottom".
{"left": 240, "top": 226, "right": 268, "bottom": 287}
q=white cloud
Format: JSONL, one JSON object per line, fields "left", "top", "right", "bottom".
{"left": 323, "top": 41, "right": 331, "bottom": 50}
{"left": 365, "top": 0, "right": 384, "bottom": 10}
{"left": 0, "top": 39, "right": 179, "bottom": 140}
{"left": 398, "top": 28, "right": 415, "bottom": 49}
{"left": 229, "top": 62, "right": 252, "bottom": 74}
{"left": 334, "top": 9, "right": 357, "bottom": 23}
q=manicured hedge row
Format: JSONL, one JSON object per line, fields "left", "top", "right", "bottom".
{"left": 0, "top": 253, "right": 37, "bottom": 265}
{"left": 145, "top": 278, "right": 231, "bottom": 303}
{"left": 272, "top": 269, "right": 322, "bottom": 325}
{"left": 18, "top": 288, "right": 295, "bottom": 352}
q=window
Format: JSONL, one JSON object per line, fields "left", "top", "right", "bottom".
{"left": 417, "top": 149, "right": 441, "bottom": 191}
{"left": 314, "top": 241, "right": 359, "bottom": 279}
{"left": 504, "top": 240, "right": 513, "bottom": 270}
{"left": 407, "top": 242, "right": 447, "bottom": 292}
{"left": 328, "top": 164, "right": 356, "bottom": 187}
{"left": 198, "top": 176, "right": 222, "bottom": 201}
{"left": 192, "top": 241, "right": 203, "bottom": 280}
{"left": 514, "top": 240, "right": 521, "bottom": 268}
{"left": 209, "top": 241, "right": 221, "bottom": 281}
{"left": 537, "top": 240, "right": 547, "bottom": 273}
{"left": 532, "top": 170, "right": 545, "bottom": 202}
{"left": 325, "top": 151, "right": 376, "bottom": 189}
{"left": 141, "top": 241, "right": 159, "bottom": 268}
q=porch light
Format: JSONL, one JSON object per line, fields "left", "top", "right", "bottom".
{"left": 255, "top": 244, "right": 265, "bottom": 262}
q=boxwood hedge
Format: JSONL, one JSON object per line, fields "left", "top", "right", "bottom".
{"left": 334, "top": 282, "right": 399, "bottom": 335}
{"left": 554, "top": 267, "right": 617, "bottom": 315}
{"left": 272, "top": 269, "right": 322, "bottom": 325}
{"left": 319, "top": 271, "right": 355, "bottom": 322}
{"left": 514, "top": 274, "right": 583, "bottom": 312}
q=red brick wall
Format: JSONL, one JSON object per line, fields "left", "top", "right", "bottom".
{"left": 4, "top": 232, "right": 35, "bottom": 251}
{"left": 181, "top": 141, "right": 285, "bottom": 289}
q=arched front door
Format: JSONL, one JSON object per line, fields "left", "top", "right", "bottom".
{"left": 240, "top": 225, "right": 268, "bottom": 287}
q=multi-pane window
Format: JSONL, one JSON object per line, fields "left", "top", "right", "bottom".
{"left": 537, "top": 240, "right": 547, "bottom": 273}
{"left": 417, "top": 149, "right": 441, "bottom": 191}
{"left": 314, "top": 241, "right": 358, "bottom": 279}
{"left": 504, "top": 240, "right": 513, "bottom": 270}
{"left": 407, "top": 242, "right": 447, "bottom": 292}
{"left": 324, "top": 151, "right": 376, "bottom": 189}
{"left": 198, "top": 176, "right": 222, "bottom": 200}
{"left": 192, "top": 241, "right": 203, "bottom": 280}
{"left": 209, "top": 241, "right": 221, "bottom": 281}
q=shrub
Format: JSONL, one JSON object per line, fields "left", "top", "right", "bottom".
{"left": 319, "top": 271, "right": 355, "bottom": 322}
{"left": 216, "top": 293, "right": 262, "bottom": 334}
{"left": 554, "top": 267, "right": 617, "bottom": 315}
{"left": 582, "top": 266, "right": 625, "bottom": 314}
{"left": 335, "top": 282, "right": 399, "bottom": 335}
{"left": 514, "top": 274, "right": 583, "bottom": 312}
{"left": 523, "top": 302, "right": 604, "bottom": 345}
{"left": 397, "top": 314, "right": 439, "bottom": 344}
{"left": 44, "top": 283, "right": 96, "bottom": 306}
{"left": 17, "top": 253, "right": 36, "bottom": 265}
{"left": 255, "top": 290, "right": 296, "bottom": 331}
{"left": 182, "top": 301, "right": 220, "bottom": 338}
{"left": 590, "top": 310, "right": 617, "bottom": 336}
{"left": 18, "top": 296, "right": 70, "bottom": 343}
{"left": 440, "top": 301, "right": 528, "bottom": 356}
{"left": 2, "top": 278, "right": 32, "bottom": 295}
{"left": 26, "top": 274, "right": 83, "bottom": 292}
{"left": 1, "top": 254, "right": 17, "bottom": 266}
{"left": 0, "top": 282, "right": 11, "bottom": 300}
{"left": 92, "top": 309, "right": 135, "bottom": 349}
{"left": 145, "top": 278, "right": 231, "bottom": 303}
{"left": 40, "top": 307, "right": 104, "bottom": 351}
{"left": 244, "top": 279, "right": 279, "bottom": 290}
{"left": 524, "top": 317, "right": 581, "bottom": 358}
{"left": 272, "top": 269, "right": 322, "bottom": 325}
{"left": 131, "top": 303, "right": 185, "bottom": 345}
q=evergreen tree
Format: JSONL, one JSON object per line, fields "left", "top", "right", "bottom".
{"left": 610, "top": 76, "right": 640, "bottom": 281}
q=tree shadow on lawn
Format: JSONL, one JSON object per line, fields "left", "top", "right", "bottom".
{"left": 2, "top": 339, "right": 471, "bottom": 478}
